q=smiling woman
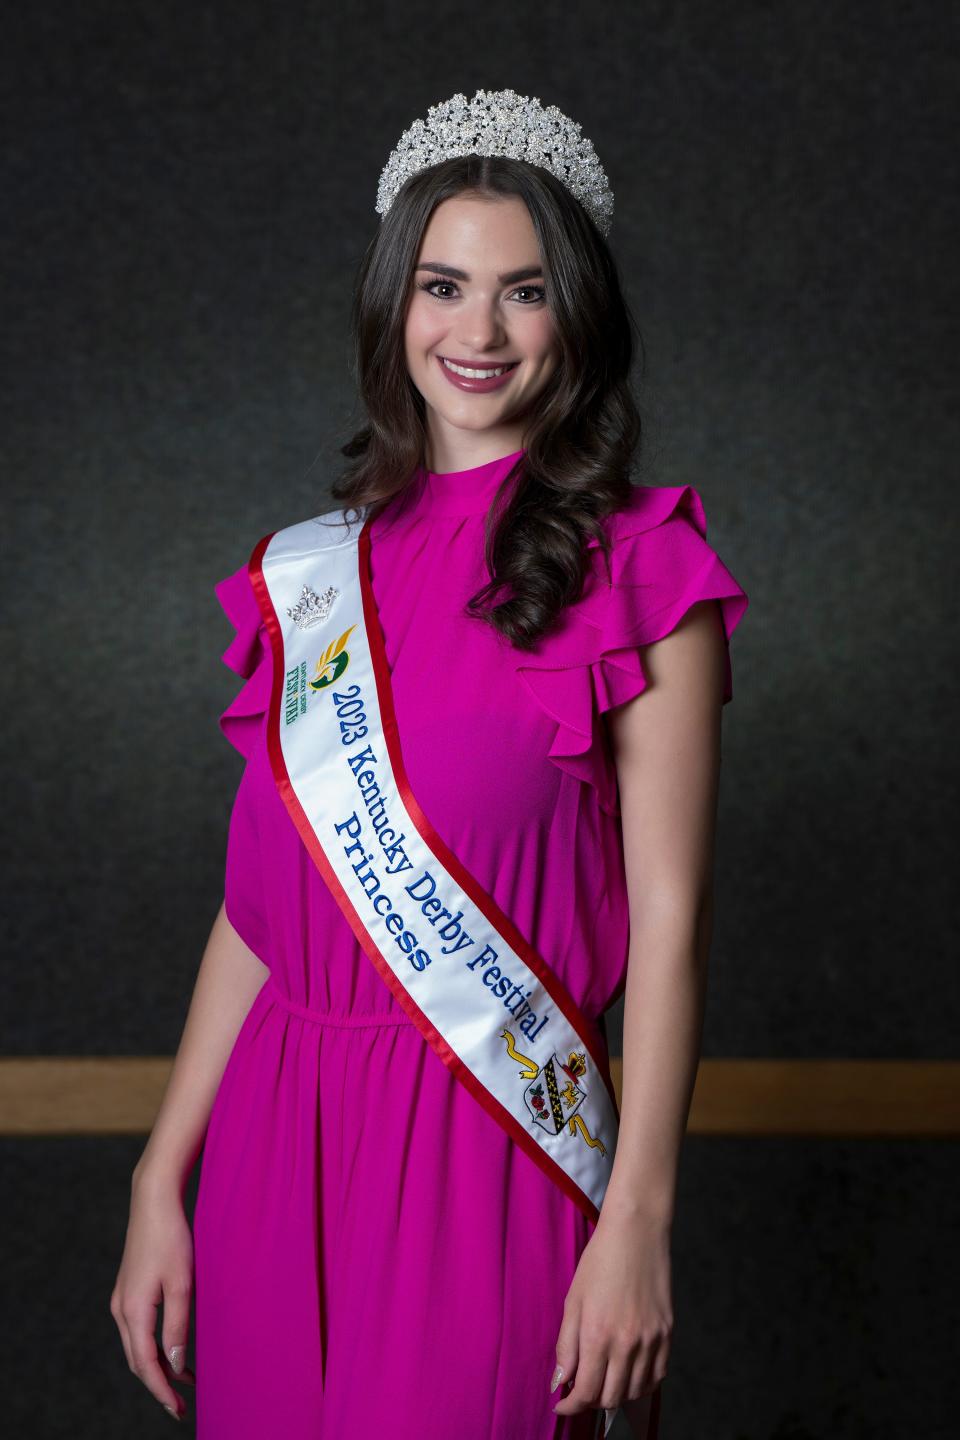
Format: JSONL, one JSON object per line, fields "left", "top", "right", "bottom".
{"left": 334, "top": 130, "right": 648, "bottom": 656}
{"left": 404, "top": 197, "right": 560, "bottom": 422}
{"left": 410, "top": 244, "right": 547, "bottom": 395}
{"left": 112, "top": 88, "right": 748, "bottom": 1440}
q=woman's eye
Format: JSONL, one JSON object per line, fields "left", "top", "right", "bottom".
{"left": 416, "top": 278, "right": 458, "bottom": 300}
{"left": 416, "top": 278, "right": 546, "bottom": 304}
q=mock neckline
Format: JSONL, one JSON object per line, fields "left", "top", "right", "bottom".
{"left": 414, "top": 447, "right": 526, "bottom": 516}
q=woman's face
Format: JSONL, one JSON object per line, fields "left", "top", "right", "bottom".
{"left": 404, "top": 193, "right": 561, "bottom": 467}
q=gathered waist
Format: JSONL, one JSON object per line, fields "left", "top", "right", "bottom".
{"left": 262, "top": 973, "right": 418, "bottom": 1029}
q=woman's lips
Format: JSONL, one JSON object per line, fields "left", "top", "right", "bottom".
{"left": 436, "top": 355, "right": 520, "bottom": 393}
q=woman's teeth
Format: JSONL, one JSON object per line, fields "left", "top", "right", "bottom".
{"left": 441, "top": 358, "right": 517, "bottom": 378}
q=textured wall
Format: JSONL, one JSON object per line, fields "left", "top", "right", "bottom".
{"left": 2, "top": 2, "right": 956, "bottom": 1435}
{"left": 5, "top": 3, "right": 957, "bottom": 1057}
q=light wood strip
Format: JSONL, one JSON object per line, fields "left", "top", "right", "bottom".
{"left": 682, "top": 1059, "right": 960, "bottom": 1136}
{"left": 1, "top": 1058, "right": 958, "bottom": 1136}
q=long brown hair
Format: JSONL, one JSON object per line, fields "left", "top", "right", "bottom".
{"left": 330, "top": 153, "right": 645, "bottom": 652}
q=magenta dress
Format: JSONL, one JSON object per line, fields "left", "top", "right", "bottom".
{"left": 192, "top": 447, "right": 749, "bottom": 1439}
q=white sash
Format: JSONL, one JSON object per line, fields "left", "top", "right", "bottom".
{"left": 246, "top": 505, "right": 621, "bottom": 1226}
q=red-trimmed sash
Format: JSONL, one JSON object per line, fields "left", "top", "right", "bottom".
{"left": 246, "top": 506, "right": 621, "bottom": 1226}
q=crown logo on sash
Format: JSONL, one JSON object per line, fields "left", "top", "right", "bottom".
{"left": 286, "top": 582, "right": 340, "bottom": 630}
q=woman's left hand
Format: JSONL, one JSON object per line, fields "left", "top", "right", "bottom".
{"left": 550, "top": 1206, "right": 673, "bottom": 1419}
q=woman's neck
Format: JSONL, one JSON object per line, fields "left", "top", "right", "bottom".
{"left": 423, "top": 426, "right": 528, "bottom": 476}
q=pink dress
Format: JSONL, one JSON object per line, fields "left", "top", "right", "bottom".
{"left": 192, "top": 447, "right": 749, "bottom": 1439}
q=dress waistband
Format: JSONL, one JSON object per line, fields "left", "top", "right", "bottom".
{"left": 263, "top": 974, "right": 417, "bottom": 1029}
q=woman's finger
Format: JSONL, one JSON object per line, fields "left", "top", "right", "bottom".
{"left": 626, "top": 1329, "right": 667, "bottom": 1398}
{"left": 553, "top": 1335, "right": 606, "bottom": 1417}
{"left": 109, "top": 1289, "right": 136, "bottom": 1376}
{"left": 158, "top": 1350, "right": 197, "bottom": 1388}
{"left": 597, "top": 1346, "right": 633, "bottom": 1411}
{"left": 160, "top": 1273, "right": 193, "bottom": 1388}
{"left": 124, "top": 1296, "right": 188, "bottom": 1417}
{"left": 551, "top": 1297, "right": 580, "bottom": 1403}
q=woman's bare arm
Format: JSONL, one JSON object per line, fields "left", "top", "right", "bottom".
{"left": 111, "top": 900, "right": 270, "bottom": 1419}
{"left": 551, "top": 598, "right": 727, "bottom": 1421}
{"left": 131, "top": 899, "right": 270, "bottom": 1200}
{"left": 600, "top": 596, "right": 727, "bottom": 1227}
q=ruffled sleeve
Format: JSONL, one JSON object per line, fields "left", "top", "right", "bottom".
{"left": 214, "top": 560, "right": 271, "bottom": 758}
{"left": 510, "top": 484, "right": 750, "bottom": 817}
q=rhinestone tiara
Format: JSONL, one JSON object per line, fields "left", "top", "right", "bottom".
{"left": 375, "top": 88, "right": 614, "bottom": 238}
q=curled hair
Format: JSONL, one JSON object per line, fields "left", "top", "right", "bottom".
{"left": 330, "top": 153, "right": 646, "bottom": 651}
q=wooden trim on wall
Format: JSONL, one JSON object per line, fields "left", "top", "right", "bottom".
{"left": 1, "top": 1058, "right": 958, "bottom": 1136}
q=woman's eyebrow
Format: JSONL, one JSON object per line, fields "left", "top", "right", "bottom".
{"left": 415, "top": 262, "right": 544, "bottom": 283}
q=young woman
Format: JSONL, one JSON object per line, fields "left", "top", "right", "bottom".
{"left": 110, "top": 90, "right": 749, "bottom": 1440}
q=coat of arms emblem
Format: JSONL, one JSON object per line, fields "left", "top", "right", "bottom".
{"left": 501, "top": 1028, "right": 606, "bottom": 1155}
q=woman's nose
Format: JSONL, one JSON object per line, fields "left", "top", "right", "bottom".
{"left": 456, "top": 300, "right": 506, "bottom": 350}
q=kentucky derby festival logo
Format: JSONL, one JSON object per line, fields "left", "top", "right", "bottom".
{"left": 283, "top": 624, "right": 356, "bottom": 726}
{"left": 308, "top": 625, "right": 356, "bottom": 691}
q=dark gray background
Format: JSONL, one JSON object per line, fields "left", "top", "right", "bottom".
{"left": 2, "top": 1, "right": 956, "bottom": 1435}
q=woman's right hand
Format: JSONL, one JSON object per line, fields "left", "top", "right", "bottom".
{"left": 107, "top": 903, "right": 270, "bottom": 1420}
{"left": 109, "top": 1168, "right": 197, "bottom": 1422}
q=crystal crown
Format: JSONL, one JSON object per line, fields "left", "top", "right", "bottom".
{"left": 376, "top": 88, "right": 614, "bottom": 238}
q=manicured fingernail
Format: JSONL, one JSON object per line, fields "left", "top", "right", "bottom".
{"left": 550, "top": 1364, "right": 564, "bottom": 1393}
{"left": 163, "top": 1404, "right": 180, "bottom": 1421}
{"left": 168, "top": 1345, "right": 185, "bottom": 1374}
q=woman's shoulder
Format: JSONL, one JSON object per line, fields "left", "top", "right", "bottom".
{"left": 582, "top": 482, "right": 746, "bottom": 634}
{"left": 212, "top": 501, "right": 360, "bottom": 629}
{"left": 504, "top": 483, "right": 750, "bottom": 815}
{"left": 587, "top": 482, "right": 710, "bottom": 554}
{"left": 214, "top": 557, "right": 263, "bottom": 681}
{"left": 213, "top": 551, "right": 271, "bottom": 757}
{"left": 522, "top": 482, "right": 724, "bottom": 648}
